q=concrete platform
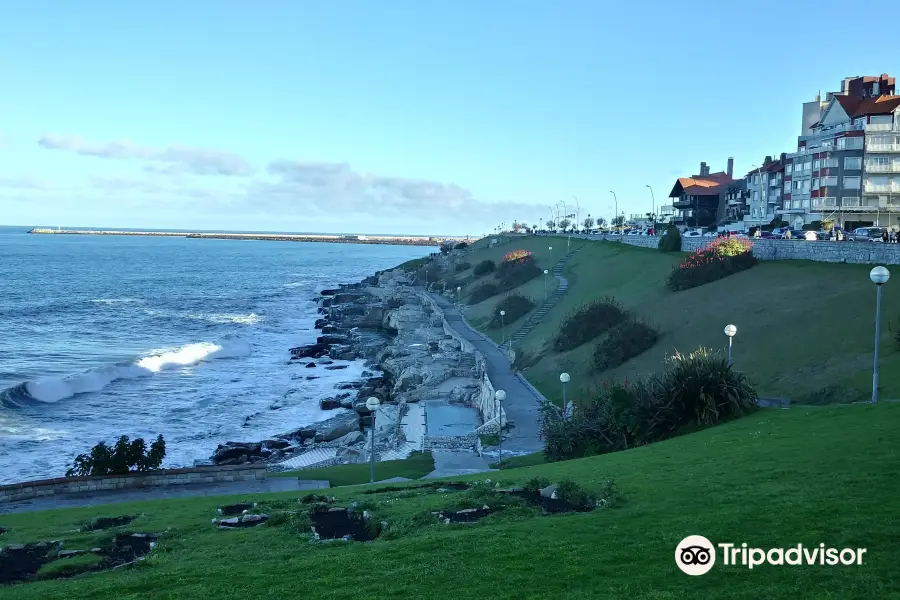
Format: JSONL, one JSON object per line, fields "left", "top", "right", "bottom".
{"left": 425, "top": 399, "right": 479, "bottom": 437}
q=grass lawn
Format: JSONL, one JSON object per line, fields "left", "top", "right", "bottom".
{"left": 2, "top": 403, "right": 899, "bottom": 599}
{"left": 269, "top": 451, "right": 435, "bottom": 485}
{"left": 445, "top": 237, "right": 900, "bottom": 406}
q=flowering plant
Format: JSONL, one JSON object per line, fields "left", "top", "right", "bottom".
{"left": 668, "top": 237, "right": 756, "bottom": 291}
{"left": 503, "top": 249, "right": 533, "bottom": 263}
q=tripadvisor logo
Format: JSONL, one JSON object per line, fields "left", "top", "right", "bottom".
{"left": 675, "top": 536, "right": 867, "bottom": 575}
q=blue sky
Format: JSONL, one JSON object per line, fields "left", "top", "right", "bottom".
{"left": 1, "top": 0, "right": 896, "bottom": 235}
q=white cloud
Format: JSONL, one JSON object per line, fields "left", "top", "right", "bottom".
{"left": 38, "top": 134, "right": 254, "bottom": 177}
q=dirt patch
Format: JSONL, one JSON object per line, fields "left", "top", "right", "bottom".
{"left": 81, "top": 516, "right": 135, "bottom": 531}
{"left": 216, "top": 514, "right": 269, "bottom": 529}
{"left": 219, "top": 502, "right": 257, "bottom": 516}
{"left": 310, "top": 507, "right": 379, "bottom": 541}
{"left": 0, "top": 533, "right": 159, "bottom": 585}
{"left": 433, "top": 505, "right": 494, "bottom": 524}
{"left": 362, "top": 481, "right": 470, "bottom": 495}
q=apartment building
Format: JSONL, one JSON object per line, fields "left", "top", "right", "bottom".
{"left": 744, "top": 155, "right": 785, "bottom": 228}
{"left": 669, "top": 159, "right": 734, "bottom": 228}
{"left": 785, "top": 74, "right": 900, "bottom": 229}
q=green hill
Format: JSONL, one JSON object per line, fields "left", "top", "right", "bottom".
{"left": 2, "top": 403, "right": 898, "bottom": 599}
{"left": 446, "top": 236, "right": 900, "bottom": 406}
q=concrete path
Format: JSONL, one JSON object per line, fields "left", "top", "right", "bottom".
{"left": 422, "top": 451, "right": 493, "bottom": 478}
{"left": 427, "top": 292, "right": 544, "bottom": 454}
{"left": 0, "top": 478, "right": 331, "bottom": 515}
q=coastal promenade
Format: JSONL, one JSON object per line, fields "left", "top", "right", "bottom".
{"left": 28, "top": 228, "right": 461, "bottom": 247}
{"left": 426, "top": 291, "right": 544, "bottom": 455}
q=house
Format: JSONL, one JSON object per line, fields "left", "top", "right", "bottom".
{"left": 668, "top": 159, "right": 735, "bottom": 229}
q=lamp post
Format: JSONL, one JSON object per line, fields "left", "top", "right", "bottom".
{"left": 456, "top": 286, "right": 461, "bottom": 308}
{"left": 500, "top": 310, "right": 506, "bottom": 347}
{"left": 724, "top": 324, "right": 737, "bottom": 367}
{"left": 559, "top": 372, "right": 570, "bottom": 421}
{"left": 494, "top": 389, "right": 506, "bottom": 467}
{"left": 609, "top": 191, "right": 618, "bottom": 230}
{"left": 543, "top": 269, "right": 549, "bottom": 301}
{"left": 366, "top": 396, "right": 381, "bottom": 483}
{"left": 646, "top": 184, "right": 656, "bottom": 230}
{"left": 870, "top": 266, "right": 891, "bottom": 403}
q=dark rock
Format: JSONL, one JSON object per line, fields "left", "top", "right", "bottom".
{"left": 213, "top": 445, "right": 248, "bottom": 461}
{"left": 306, "top": 362, "right": 317, "bottom": 368}
{"left": 353, "top": 401, "right": 372, "bottom": 416}
{"left": 320, "top": 398, "right": 342, "bottom": 410}
{"left": 306, "top": 375, "right": 320, "bottom": 380}
{"left": 337, "top": 381, "right": 363, "bottom": 390}
{"left": 359, "top": 415, "right": 373, "bottom": 427}
{"left": 299, "top": 428, "right": 317, "bottom": 440}
{"left": 216, "top": 454, "right": 249, "bottom": 466}
{"left": 219, "top": 502, "right": 256, "bottom": 516}
{"left": 314, "top": 318, "right": 328, "bottom": 329}
{"left": 225, "top": 441, "right": 263, "bottom": 455}
{"left": 325, "top": 365, "right": 349, "bottom": 371}
{"left": 321, "top": 289, "right": 338, "bottom": 296}
{"left": 320, "top": 360, "right": 334, "bottom": 365}
{"left": 263, "top": 439, "right": 291, "bottom": 450}
{"left": 314, "top": 414, "right": 361, "bottom": 442}
{"left": 322, "top": 298, "right": 333, "bottom": 307}
{"left": 291, "top": 343, "right": 330, "bottom": 359}
{"left": 0, "top": 541, "right": 61, "bottom": 584}
{"left": 339, "top": 398, "right": 355, "bottom": 409}
{"left": 317, "top": 335, "right": 349, "bottom": 345}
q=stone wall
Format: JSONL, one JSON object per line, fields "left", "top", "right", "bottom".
{"left": 0, "top": 464, "right": 268, "bottom": 504}
{"left": 424, "top": 434, "right": 478, "bottom": 451}
{"left": 577, "top": 233, "right": 900, "bottom": 265}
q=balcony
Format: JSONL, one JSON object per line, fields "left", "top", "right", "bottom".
{"left": 672, "top": 199, "right": 693, "bottom": 208}
{"left": 800, "top": 122, "right": 865, "bottom": 143}
{"left": 865, "top": 123, "right": 899, "bottom": 132}
{"left": 863, "top": 183, "right": 900, "bottom": 194}
{"left": 865, "top": 162, "right": 900, "bottom": 173}
{"left": 865, "top": 142, "right": 900, "bottom": 153}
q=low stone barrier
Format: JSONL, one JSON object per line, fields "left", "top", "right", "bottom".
{"left": 0, "top": 464, "right": 268, "bottom": 504}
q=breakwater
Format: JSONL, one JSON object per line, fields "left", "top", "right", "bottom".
{"left": 28, "top": 228, "right": 462, "bottom": 247}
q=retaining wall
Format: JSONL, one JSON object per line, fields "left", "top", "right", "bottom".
{"left": 567, "top": 233, "right": 900, "bottom": 265}
{"left": 0, "top": 464, "right": 268, "bottom": 504}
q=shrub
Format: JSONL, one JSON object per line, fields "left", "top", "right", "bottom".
{"left": 541, "top": 347, "right": 757, "bottom": 461}
{"left": 439, "top": 241, "right": 455, "bottom": 255}
{"left": 553, "top": 297, "right": 628, "bottom": 352}
{"left": 454, "top": 242, "right": 469, "bottom": 250}
{"left": 666, "top": 237, "right": 757, "bottom": 291}
{"left": 555, "top": 480, "right": 597, "bottom": 511}
{"left": 489, "top": 293, "right": 535, "bottom": 328}
{"left": 455, "top": 261, "right": 471, "bottom": 272}
{"left": 473, "top": 259, "right": 496, "bottom": 277}
{"left": 592, "top": 319, "right": 659, "bottom": 371}
{"left": 657, "top": 224, "right": 681, "bottom": 252}
{"left": 66, "top": 435, "right": 166, "bottom": 477}
{"left": 496, "top": 251, "right": 541, "bottom": 289}
{"left": 523, "top": 476, "right": 551, "bottom": 494}
{"left": 469, "top": 282, "right": 499, "bottom": 304}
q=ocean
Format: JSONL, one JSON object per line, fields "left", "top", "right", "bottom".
{"left": 0, "top": 226, "right": 431, "bottom": 484}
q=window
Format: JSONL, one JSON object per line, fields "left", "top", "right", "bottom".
{"left": 853, "top": 117, "right": 867, "bottom": 126}
{"left": 813, "top": 178, "right": 820, "bottom": 188}
{"left": 823, "top": 158, "right": 839, "bottom": 168}
{"left": 822, "top": 176, "right": 838, "bottom": 186}
{"left": 802, "top": 180, "right": 810, "bottom": 193}
{"left": 785, "top": 163, "right": 792, "bottom": 174}
{"left": 794, "top": 180, "right": 803, "bottom": 191}
{"left": 844, "top": 157, "right": 862, "bottom": 170}
{"left": 804, "top": 161, "right": 812, "bottom": 171}
{"left": 783, "top": 181, "right": 791, "bottom": 193}
{"left": 838, "top": 137, "right": 864, "bottom": 150}
{"left": 844, "top": 176, "right": 861, "bottom": 189}
{"left": 813, "top": 159, "right": 821, "bottom": 170}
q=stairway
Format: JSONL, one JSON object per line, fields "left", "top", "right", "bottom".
{"left": 503, "top": 245, "right": 584, "bottom": 349}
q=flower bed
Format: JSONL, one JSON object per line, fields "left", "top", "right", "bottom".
{"left": 666, "top": 238, "right": 757, "bottom": 291}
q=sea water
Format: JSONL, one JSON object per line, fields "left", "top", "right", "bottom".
{"left": 0, "top": 227, "right": 431, "bottom": 483}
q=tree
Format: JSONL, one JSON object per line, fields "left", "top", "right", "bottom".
{"left": 596, "top": 217, "right": 608, "bottom": 229}
{"left": 66, "top": 435, "right": 166, "bottom": 477}
{"left": 546, "top": 220, "right": 556, "bottom": 231}
{"left": 439, "top": 240, "right": 455, "bottom": 255}
{"left": 612, "top": 215, "right": 625, "bottom": 227}
{"left": 559, "top": 218, "right": 571, "bottom": 230}
{"left": 583, "top": 217, "right": 595, "bottom": 231}
{"left": 512, "top": 221, "right": 527, "bottom": 232}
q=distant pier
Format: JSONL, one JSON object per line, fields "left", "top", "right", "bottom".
{"left": 28, "top": 228, "right": 463, "bottom": 247}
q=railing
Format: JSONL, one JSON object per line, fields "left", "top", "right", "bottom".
{"left": 866, "top": 142, "right": 900, "bottom": 152}
{"left": 865, "top": 123, "right": 898, "bottom": 132}
{"left": 864, "top": 183, "right": 900, "bottom": 194}
{"left": 865, "top": 163, "right": 900, "bottom": 173}
{"left": 799, "top": 122, "right": 865, "bottom": 142}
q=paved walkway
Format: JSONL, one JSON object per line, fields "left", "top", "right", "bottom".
{"left": 427, "top": 292, "right": 544, "bottom": 454}
{"left": 422, "top": 451, "right": 493, "bottom": 478}
{"left": 0, "top": 478, "right": 330, "bottom": 515}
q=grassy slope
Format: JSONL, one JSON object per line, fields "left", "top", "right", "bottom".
{"left": 269, "top": 452, "right": 435, "bottom": 484}
{"left": 3, "top": 403, "right": 899, "bottom": 599}
{"left": 452, "top": 236, "right": 900, "bottom": 406}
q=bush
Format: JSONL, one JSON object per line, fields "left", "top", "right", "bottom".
{"left": 473, "top": 259, "right": 496, "bottom": 277}
{"left": 592, "top": 319, "right": 659, "bottom": 371}
{"left": 454, "top": 242, "right": 469, "bottom": 250}
{"left": 439, "top": 241, "right": 455, "bottom": 255}
{"left": 666, "top": 237, "right": 757, "bottom": 291}
{"left": 657, "top": 224, "right": 681, "bottom": 252}
{"left": 66, "top": 435, "right": 166, "bottom": 477}
{"left": 555, "top": 480, "right": 597, "bottom": 511}
{"left": 496, "top": 251, "right": 541, "bottom": 289}
{"left": 553, "top": 297, "right": 628, "bottom": 352}
{"left": 469, "top": 282, "right": 499, "bottom": 304}
{"left": 455, "top": 261, "right": 471, "bottom": 272}
{"left": 541, "top": 347, "right": 757, "bottom": 461}
{"left": 489, "top": 293, "right": 535, "bottom": 328}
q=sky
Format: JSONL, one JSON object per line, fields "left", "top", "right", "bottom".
{"left": 1, "top": 0, "right": 897, "bottom": 236}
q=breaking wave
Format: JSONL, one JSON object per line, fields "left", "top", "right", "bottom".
{"left": 0, "top": 340, "right": 251, "bottom": 406}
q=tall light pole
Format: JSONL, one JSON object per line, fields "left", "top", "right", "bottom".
{"left": 366, "top": 396, "right": 381, "bottom": 483}
{"left": 609, "top": 191, "right": 618, "bottom": 230}
{"left": 870, "top": 266, "right": 891, "bottom": 403}
{"left": 572, "top": 196, "right": 581, "bottom": 231}
{"left": 500, "top": 310, "right": 506, "bottom": 346}
{"left": 559, "top": 372, "right": 570, "bottom": 429}
{"left": 543, "top": 269, "right": 549, "bottom": 301}
{"left": 456, "top": 286, "right": 462, "bottom": 308}
{"left": 646, "top": 184, "right": 656, "bottom": 230}
{"left": 724, "top": 324, "right": 737, "bottom": 367}
{"left": 494, "top": 389, "right": 506, "bottom": 467}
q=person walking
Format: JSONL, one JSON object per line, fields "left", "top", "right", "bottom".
{"left": 882, "top": 229, "right": 889, "bottom": 244}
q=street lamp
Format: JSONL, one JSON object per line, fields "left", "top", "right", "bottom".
{"left": 543, "top": 269, "right": 549, "bottom": 301}
{"left": 456, "top": 286, "right": 461, "bottom": 308}
{"left": 609, "top": 191, "right": 618, "bottom": 230}
{"left": 494, "top": 389, "right": 506, "bottom": 467}
{"left": 366, "top": 396, "right": 381, "bottom": 483}
{"left": 870, "top": 266, "right": 891, "bottom": 403}
{"left": 500, "top": 310, "right": 506, "bottom": 346}
{"left": 724, "top": 324, "right": 737, "bottom": 367}
{"left": 559, "top": 372, "right": 570, "bottom": 420}
{"left": 646, "top": 184, "right": 656, "bottom": 230}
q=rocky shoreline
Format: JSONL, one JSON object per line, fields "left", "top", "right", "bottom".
{"left": 205, "top": 258, "right": 494, "bottom": 472}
